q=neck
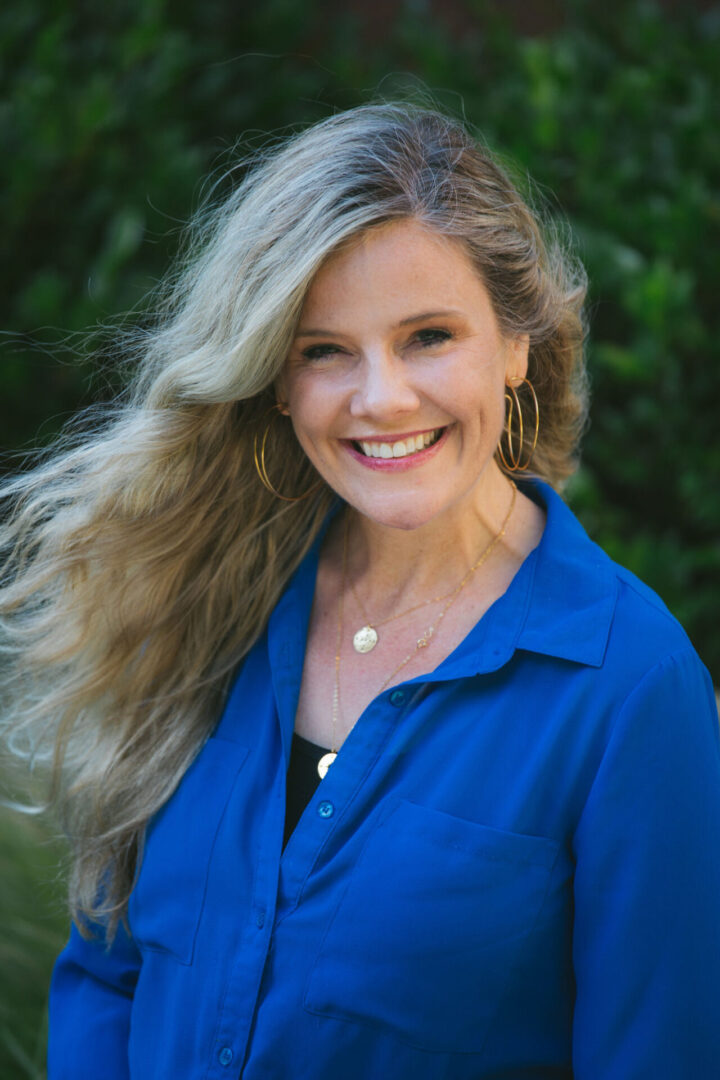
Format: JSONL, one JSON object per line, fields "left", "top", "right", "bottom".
{"left": 342, "top": 467, "right": 521, "bottom": 608}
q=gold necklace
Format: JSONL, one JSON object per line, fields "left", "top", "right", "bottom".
{"left": 349, "top": 571, "right": 463, "bottom": 654}
{"left": 316, "top": 481, "right": 517, "bottom": 779}
{"left": 316, "top": 521, "right": 349, "bottom": 780}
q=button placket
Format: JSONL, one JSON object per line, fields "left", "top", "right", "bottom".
{"left": 277, "top": 694, "right": 407, "bottom": 911}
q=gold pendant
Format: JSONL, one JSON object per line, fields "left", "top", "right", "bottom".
{"left": 353, "top": 625, "right": 378, "bottom": 653}
{"left": 317, "top": 751, "right": 337, "bottom": 779}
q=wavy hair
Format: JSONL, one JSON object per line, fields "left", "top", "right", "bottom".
{"left": 0, "top": 101, "right": 587, "bottom": 938}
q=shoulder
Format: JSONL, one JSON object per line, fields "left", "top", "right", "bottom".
{"left": 521, "top": 478, "right": 711, "bottom": 698}
{"left": 607, "top": 560, "right": 695, "bottom": 666}
{"left": 602, "top": 561, "right": 715, "bottom": 719}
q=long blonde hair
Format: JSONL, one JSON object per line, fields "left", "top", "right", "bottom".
{"left": 0, "top": 102, "right": 587, "bottom": 937}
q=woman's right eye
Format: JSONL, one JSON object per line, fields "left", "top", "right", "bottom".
{"left": 300, "top": 344, "right": 344, "bottom": 361}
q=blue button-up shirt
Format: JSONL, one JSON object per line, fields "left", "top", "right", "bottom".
{"left": 48, "top": 480, "right": 720, "bottom": 1079}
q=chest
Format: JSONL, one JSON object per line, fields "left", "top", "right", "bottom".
{"left": 294, "top": 578, "right": 505, "bottom": 749}
{"left": 130, "top": 664, "right": 580, "bottom": 1066}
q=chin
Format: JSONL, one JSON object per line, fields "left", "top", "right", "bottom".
{"left": 349, "top": 492, "right": 449, "bottom": 533}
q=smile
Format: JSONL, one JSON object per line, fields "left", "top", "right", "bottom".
{"left": 342, "top": 426, "right": 452, "bottom": 472}
{"left": 352, "top": 428, "right": 444, "bottom": 459}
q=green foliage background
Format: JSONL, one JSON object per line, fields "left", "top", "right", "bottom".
{"left": 1, "top": 0, "right": 719, "bottom": 1074}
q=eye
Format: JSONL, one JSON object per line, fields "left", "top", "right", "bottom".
{"left": 412, "top": 328, "right": 453, "bottom": 348}
{"left": 300, "top": 343, "right": 345, "bottom": 361}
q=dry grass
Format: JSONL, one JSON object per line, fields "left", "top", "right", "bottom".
{"left": 0, "top": 779, "right": 68, "bottom": 1080}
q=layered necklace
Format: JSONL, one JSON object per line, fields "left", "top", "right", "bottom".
{"left": 316, "top": 481, "right": 517, "bottom": 779}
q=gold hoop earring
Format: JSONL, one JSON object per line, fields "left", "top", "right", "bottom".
{"left": 252, "top": 404, "right": 322, "bottom": 503}
{"left": 497, "top": 376, "right": 540, "bottom": 473}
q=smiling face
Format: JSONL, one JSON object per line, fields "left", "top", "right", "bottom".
{"left": 279, "top": 218, "right": 528, "bottom": 532}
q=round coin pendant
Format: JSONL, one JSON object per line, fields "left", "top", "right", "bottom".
{"left": 317, "top": 751, "right": 337, "bottom": 779}
{"left": 353, "top": 625, "right": 378, "bottom": 654}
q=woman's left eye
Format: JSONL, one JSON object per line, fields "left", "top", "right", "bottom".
{"left": 412, "top": 328, "right": 453, "bottom": 348}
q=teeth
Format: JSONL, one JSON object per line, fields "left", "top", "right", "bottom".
{"left": 359, "top": 428, "right": 442, "bottom": 459}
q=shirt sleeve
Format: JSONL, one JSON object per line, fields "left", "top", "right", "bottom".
{"left": 47, "top": 916, "right": 141, "bottom": 1079}
{"left": 572, "top": 647, "right": 720, "bottom": 1078}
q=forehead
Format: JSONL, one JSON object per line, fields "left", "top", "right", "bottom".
{"left": 299, "top": 218, "right": 494, "bottom": 324}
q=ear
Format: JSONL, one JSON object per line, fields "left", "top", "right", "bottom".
{"left": 504, "top": 333, "right": 530, "bottom": 384}
{"left": 272, "top": 378, "right": 291, "bottom": 415}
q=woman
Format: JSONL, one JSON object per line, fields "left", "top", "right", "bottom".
{"left": 2, "top": 103, "right": 719, "bottom": 1079}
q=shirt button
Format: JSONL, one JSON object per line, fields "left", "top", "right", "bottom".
{"left": 389, "top": 689, "right": 406, "bottom": 707}
{"left": 317, "top": 800, "right": 335, "bottom": 819}
{"left": 218, "top": 1046, "right": 233, "bottom": 1066}
{"left": 255, "top": 910, "right": 265, "bottom": 928}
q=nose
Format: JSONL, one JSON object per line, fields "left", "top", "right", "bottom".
{"left": 348, "top": 349, "right": 421, "bottom": 421}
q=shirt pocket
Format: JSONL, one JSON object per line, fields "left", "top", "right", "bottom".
{"left": 128, "top": 737, "right": 249, "bottom": 966}
{"left": 303, "top": 796, "right": 560, "bottom": 1054}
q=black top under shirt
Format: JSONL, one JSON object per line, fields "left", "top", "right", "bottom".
{"left": 283, "top": 732, "right": 330, "bottom": 851}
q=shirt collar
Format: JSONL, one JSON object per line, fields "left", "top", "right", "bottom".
{"left": 423, "top": 478, "right": 618, "bottom": 681}
{"left": 513, "top": 478, "right": 618, "bottom": 667}
{"left": 270, "top": 479, "right": 618, "bottom": 697}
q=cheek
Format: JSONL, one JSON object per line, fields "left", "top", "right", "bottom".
{"left": 289, "top": 415, "right": 317, "bottom": 453}
{"left": 287, "top": 373, "right": 346, "bottom": 438}
{"left": 288, "top": 400, "right": 333, "bottom": 463}
{"left": 449, "top": 375, "right": 506, "bottom": 427}
{"left": 485, "top": 391, "right": 509, "bottom": 442}
{"left": 284, "top": 381, "right": 317, "bottom": 433}
{"left": 285, "top": 369, "right": 328, "bottom": 416}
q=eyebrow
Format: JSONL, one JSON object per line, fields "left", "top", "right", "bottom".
{"left": 294, "top": 309, "right": 465, "bottom": 339}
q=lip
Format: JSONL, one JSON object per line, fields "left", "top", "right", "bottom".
{"left": 346, "top": 426, "right": 441, "bottom": 444}
{"left": 341, "top": 425, "right": 452, "bottom": 471}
